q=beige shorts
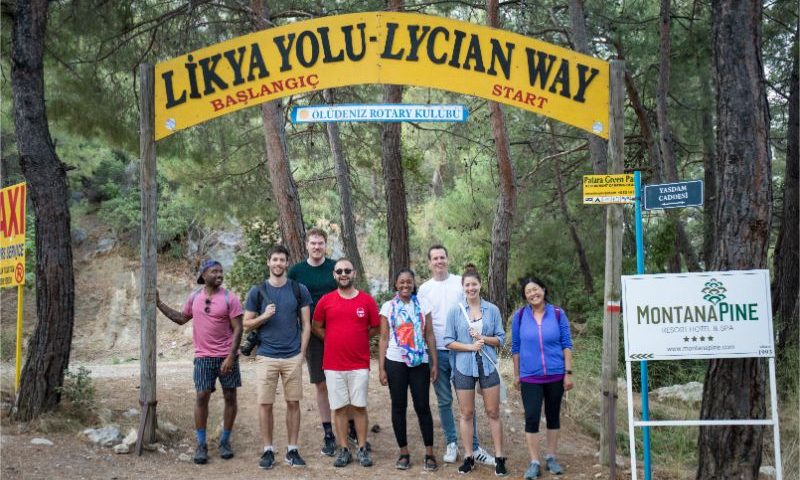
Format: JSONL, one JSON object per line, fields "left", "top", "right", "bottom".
{"left": 256, "top": 353, "right": 304, "bottom": 404}
{"left": 325, "top": 369, "right": 369, "bottom": 410}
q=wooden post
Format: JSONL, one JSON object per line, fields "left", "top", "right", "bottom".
{"left": 600, "top": 59, "right": 625, "bottom": 476}
{"left": 137, "top": 63, "right": 158, "bottom": 451}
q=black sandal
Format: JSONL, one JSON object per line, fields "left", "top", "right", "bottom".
{"left": 424, "top": 454, "right": 438, "bottom": 471}
{"left": 396, "top": 454, "right": 411, "bottom": 470}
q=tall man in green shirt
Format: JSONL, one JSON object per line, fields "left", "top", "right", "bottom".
{"left": 288, "top": 228, "right": 339, "bottom": 456}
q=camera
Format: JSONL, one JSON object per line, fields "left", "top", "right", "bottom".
{"left": 240, "top": 330, "right": 260, "bottom": 356}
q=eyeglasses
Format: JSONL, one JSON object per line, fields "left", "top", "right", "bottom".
{"left": 204, "top": 298, "right": 211, "bottom": 313}
{"left": 335, "top": 268, "right": 353, "bottom": 275}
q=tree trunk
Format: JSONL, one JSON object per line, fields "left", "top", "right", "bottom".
{"left": 10, "top": 0, "right": 76, "bottom": 421}
{"left": 697, "top": 1, "right": 772, "bottom": 478}
{"left": 487, "top": 0, "right": 516, "bottom": 321}
{"left": 549, "top": 122, "right": 593, "bottom": 294}
{"left": 323, "top": 89, "right": 366, "bottom": 284}
{"left": 700, "top": 62, "right": 717, "bottom": 268}
{"left": 251, "top": 0, "right": 306, "bottom": 264}
{"left": 381, "top": 0, "right": 410, "bottom": 283}
{"left": 656, "top": 0, "right": 700, "bottom": 272}
{"left": 568, "top": 0, "right": 607, "bottom": 175}
{"left": 772, "top": 34, "right": 799, "bottom": 356}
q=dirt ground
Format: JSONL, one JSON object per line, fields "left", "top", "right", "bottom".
{"left": 1, "top": 357, "right": 632, "bottom": 480}
{"left": 0, "top": 223, "right": 700, "bottom": 479}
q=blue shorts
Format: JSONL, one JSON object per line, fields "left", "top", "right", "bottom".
{"left": 193, "top": 357, "right": 241, "bottom": 392}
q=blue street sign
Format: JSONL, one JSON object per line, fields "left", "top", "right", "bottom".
{"left": 643, "top": 180, "right": 703, "bottom": 210}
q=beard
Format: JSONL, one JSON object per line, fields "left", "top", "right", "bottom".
{"left": 337, "top": 277, "right": 353, "bottom": 289}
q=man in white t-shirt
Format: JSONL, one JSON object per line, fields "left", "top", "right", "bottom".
{"left": 417, "top": 245, "right": 495, "bottom": 466}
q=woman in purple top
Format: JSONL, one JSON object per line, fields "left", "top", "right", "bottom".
{"left": 511, "top": 276, "right": 573, "bottom": 479}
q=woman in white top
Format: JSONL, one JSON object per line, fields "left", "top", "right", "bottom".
{"left": 378, "top": 269, "right": 439, "bottom": 471}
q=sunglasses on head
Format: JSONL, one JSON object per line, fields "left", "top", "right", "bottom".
{"left": 335, "top": 268, "right": 353, "bottom": 275}
{"left": 204, "top": 298, "right": 212, "bottom": 313}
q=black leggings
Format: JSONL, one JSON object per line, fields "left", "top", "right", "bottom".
{"left": 385, "top": 359, "right": 434, "bottom": 448}
{"left": 520, "top": 380, "right": 564, "bottom": 433}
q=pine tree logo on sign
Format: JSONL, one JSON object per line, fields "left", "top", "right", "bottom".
{"left": 701, "top": 279, "right": 726, "bottom": 305}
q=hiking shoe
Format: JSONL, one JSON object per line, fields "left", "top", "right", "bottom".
{"left": 524, "top": 461, "right": 541, "bottom": 479}
{"left": 474, "top": 446, "right": 496, "bottom": 466}
{"left": 218, "top": 440, "right": 234, "bottom": 460}
{"left": 285, "top": 448, "right": 307, "bottom": 467}
{"left": 333, "top": 447, "right": 352, "bottom": 467}
{"left": 193, "top": 443, "right": 208, "bottom": 464}
{"left": 495, "top": 456, "right": 508, "bottom": 476}
{"left": 347, "top": 432, "right": 371, "bottom": 451}
{"left": 443, "top": 442, "right": 459, "bottom": 463}
{"left": 357, "top": 447, "right": 373, "bottom": 467}
{"left": 395, "top": 454, "right": 411, "bottom": 470}
{"left": 321, "top": 434, "right": 336, "bottom": 456}
{"left": 424, "top": 454, "right": 439, "bottom": 471}
{"left": 259, "top": 449, "right": 275, "bottom": 469}
{"left": 545, "top": 455, "right": 563, "bottom": 474}
{"left": 458, "top": 456, "right": 475, "bottom": 474}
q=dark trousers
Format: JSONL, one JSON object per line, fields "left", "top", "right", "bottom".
{"left": 385, "top": 359, "right": 435, "bottom": 448}
{"left": 520, "top": 380, "right": 564, "bottom": 433}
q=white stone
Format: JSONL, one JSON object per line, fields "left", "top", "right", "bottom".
{"left": 760, "top": 466, "right": 777, "bottom": 477}
{"left": 652, "top": 381, "right": 703, "bottom": 404}
{"left": 159, "top": 421, "right": 178, "bottom": 433}
{"left": 122, "top": 408, "right": 139, "bottom": 418}
{"left": 84, "top": 426, "right": 121, "bottom": 447}
{"left": 113, "top": 443, "right": 130, "bottom": 454}
{"left": 30, "top": 438, "right": 53, "bottom": 446}
{"left": 122, "top": 429, "right": 137, "bottom": 446}
{"left": 178, "top": 453, "right": 191, "bottom": 462}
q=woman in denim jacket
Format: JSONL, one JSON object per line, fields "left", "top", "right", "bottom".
{"left": 443, "top": 264, "right": 507, "bottom": 476}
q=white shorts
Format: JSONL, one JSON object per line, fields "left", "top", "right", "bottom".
{"left": 325, "top": 369, "right": 369, "bottom": 410}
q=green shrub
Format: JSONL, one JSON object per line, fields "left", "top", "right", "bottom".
{"left": 57, "top": 366, "right": 95, "bottom": 410}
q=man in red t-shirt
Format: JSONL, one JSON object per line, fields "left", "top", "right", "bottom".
{"left": 312, "top": 258, "right": 379, "bottom": 468}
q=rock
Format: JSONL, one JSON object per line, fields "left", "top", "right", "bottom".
{"left": 652, "top": 381, "right": 703, "bottom": 404}
{"left": 760, "top": 466, "right": 776, "bottom": 477}
{"left": 159, "top": 421, "right": 178, "bottom": 434}
{"left": 143, "top": 442, "right": 161, "bottom": 451}
{"left": 71, "top": 228, "right": 88, "bottom": 246}
{"left": 113, "top": 443, "right": 130, "bottom": 454}
{"left": 30, "top": 438, "right": 53, "bottom": 446}
{"left": 122, "top": 408, "right": 139, "bottom": 418}
{"left": 83, "top": 426, "right": 122, "bottom": 447}
{"left": 158, "top": 446, "right": 167, "bottom": 454}
{"left": 122, "top": 429, "right": 137, "bottom": 447}
{"left": 96, "top": 237, "right": 116, "bottom": 255}
{"left": 178, "top": 453, "right": 192, "bottom": 462}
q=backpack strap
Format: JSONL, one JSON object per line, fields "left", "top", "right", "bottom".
{"left": 191, "top": 287, "right": 231, "bottom": 315}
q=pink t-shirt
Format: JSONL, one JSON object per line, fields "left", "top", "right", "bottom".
{"left": 182, "top": 288, "right": 243, "bottom": 358}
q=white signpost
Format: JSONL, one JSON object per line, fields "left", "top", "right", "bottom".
{"left": 621, "top": 270, "right": 782, "bottom": 479}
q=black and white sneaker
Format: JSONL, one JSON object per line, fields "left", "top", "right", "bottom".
{"left": 334, "top": 447, "right": 352, "bottom": 467}
{"left": 285, "top": 448, "right": 307, "bottom": 467}
{"left": 321, "top": 434, "right": 336, "bottom": 456}
{"left": 495, "top": 456, "right": 508, "bottom": 476}
{"left": 259, "top": 449, "right": 275, "bottom": 469}
{"left": 458, "top": 456, "right": 475, "bottom": 474}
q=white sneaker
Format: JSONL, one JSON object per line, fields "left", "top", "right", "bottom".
{"left": 473, "top": 446, "right": 496, "bottom": 466}
{"left": 443, "top": 442, "right": 459, "bottom": 463}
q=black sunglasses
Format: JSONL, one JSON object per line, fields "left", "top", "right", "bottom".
{"left": 335, "top": 268, "right": 353, "bottom": 275}
{"left": 204, "top": 298, "right": 212, "bottom": 313}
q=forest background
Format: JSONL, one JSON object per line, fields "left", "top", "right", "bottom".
{"left": 0, "top": 0, "right": 797, "bottom": 478}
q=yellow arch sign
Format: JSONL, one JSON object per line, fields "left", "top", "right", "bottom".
{"left": 154, "top": 12, "right": 609, "bottom": 140}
